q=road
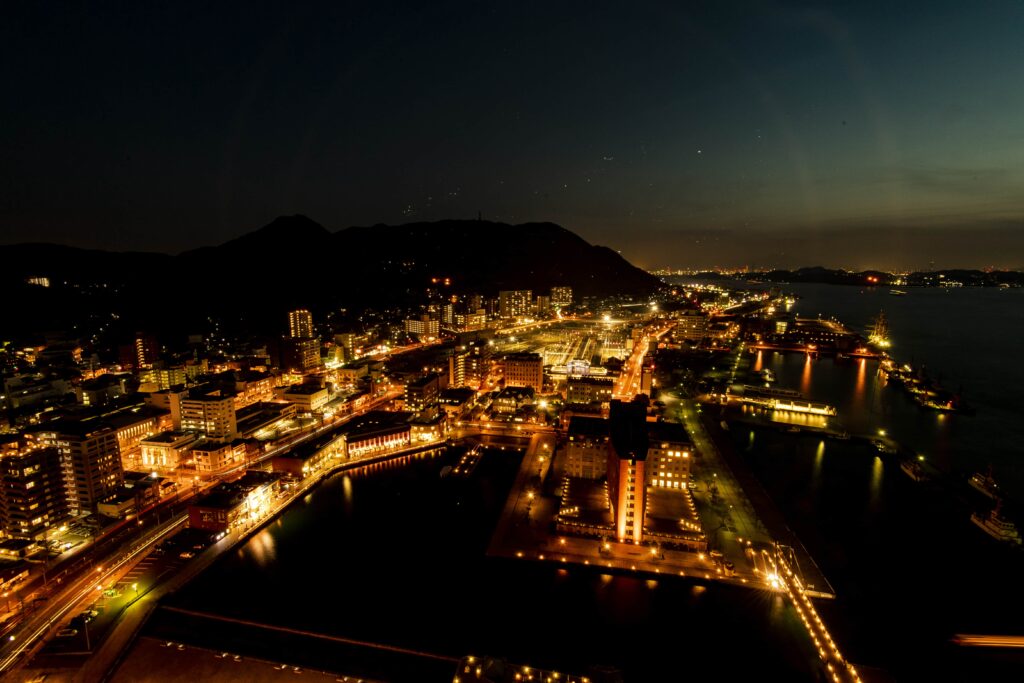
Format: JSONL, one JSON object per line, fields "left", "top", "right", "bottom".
{"left": 614, "top": 322, "right": 673, "bottom": 399}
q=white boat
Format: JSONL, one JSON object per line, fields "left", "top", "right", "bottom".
{"left": 971, "top": 503, "right": 1022, "bottom": 545}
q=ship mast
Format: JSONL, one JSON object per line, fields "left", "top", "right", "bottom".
{"left": 868, "top": 310, "right": 890, "bottom": 348}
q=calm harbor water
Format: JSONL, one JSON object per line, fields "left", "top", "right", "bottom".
{"left": 704, "top": 281, "right": 1024, "bottom": 681}
{"left": 155, "top": 283, "right": 1023, "bottom": 682}
{"left": 161, "top": 448, "right": 820, "bottom": 681}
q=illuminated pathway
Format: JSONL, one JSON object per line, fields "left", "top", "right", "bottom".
{"left": 764, "top": 548, "right": 862, "bottom": 683}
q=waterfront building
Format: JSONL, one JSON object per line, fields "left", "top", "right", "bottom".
{"left": 188, "top": 471, "right": 281, "bottom": 532}
{"left": 338, "top": 411, "right": 412, "bottom": 458}
{"left": 564, "top": 415, "right": 610, "bottom": 479}
{"left": 561, "top": 406, "right": 695, "bottom": 545}
{"left": 288, "top": 309, "right": 315, "bottom": 339}
{"left": 498, "top": 290, "right": 532, "bottom": 319}
{"left": 272, "top": 432, "right": 342, "bottom": 479}
{"left": 607, "top": 401, "right": 649, "bottom": 543}
{"left": 503, "top": 351, "right": 544, "bottom": 390}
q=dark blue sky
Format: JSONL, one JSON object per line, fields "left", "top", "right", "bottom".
{"left": 3, "top": 1, "right": 1023, "bottom": 269}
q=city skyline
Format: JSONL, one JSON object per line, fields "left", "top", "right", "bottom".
{"left": 4, "top": 2, "right": 1024, "bottom": 269}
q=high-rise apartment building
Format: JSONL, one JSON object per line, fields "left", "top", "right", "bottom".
{"left": 551, "top": 286, "right": 573, "bottom": 308}
{"left": 0, "top": 439, "right": 67, "bottom": 538}
{"left": 405, "top": 317, "right": 440, "bottom": 338}
{"left": 498, "top": 290, "right": 532, "bottom": 319}
{"left": 289, "top": 309, "right": 315, "bottom": 338}
{"left": 119, "top": 332, "right": 159, "bottom": 370}
{"left": 39, "top": 423, "right": 123, "bottom": 516}
{"left": 280, "top": 337, "right": 321, "bottom": 372}
{"left": 449, "top": 341, "right": 492, "bottom": 388}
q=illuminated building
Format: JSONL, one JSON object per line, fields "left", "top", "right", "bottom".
{"left": 0, "top": 439, "right": 67, "bottom": 539}
{"left": 607, "top": 401, "right": 649, "bottom": 543}
{"left": 564, "top": 416, "right": 610, "bottom": 479}
{"left": 280, "top": 336, "right": 321, "bottom": 372}
{"left": 119, "top": 332, "right": 159, "bottom": 370}
{"left": 534, "top": 295, "right": 551, "bottom": 315}
{"left": 405, "top": 373, "right": 441, "bottom": 412}
{"left": 333, "top": 333, "right": 357, "bottom": 362}
{"left": 37, "top": 422, "right": 123, "bottom": 516}
{"left": 138, "top": 364, "right": 186, "bottom": 392}
{"left": 438, "top": 387, "right": 476, "bottom": 418}
{"left": 492, "top": 386, "right": 534, "bottom": 414}
{"left": 278, "top": 382, "right": 330, "bottom": 413}
{"left": 76, "top": 374, "right": 128, "bottom": 406}
{"left": 404, "top": 316, "right": 440, "bottom": 338}
{"left": 230, "top": 370, "right": 276, "bottom": 408}
{"left": 674, "top": 311, "right": 708, "bottom": 342}
{"left": 566, "top": 376, "right": 613, "bottom": 405}
{"left": 339, "top": 411, "right": 413, "bottom": 458}
{"left": 551, "top": 286, "right": 573, "bottom": 308}
{"left": 640, "top": 354, "right": 654, "bottom": 395}
{"left": 503, "top": 351, "right": 543, "bottom": 390}
{"left": 289, "top": 309, "right": 314, "bottom": 338}
{"left": 449, "top": 340, "right": 492, "bottom": 388}
{"left": 498, "top": 290, "right": 532, "bottom": 319}
{"left": 189, "top": 439, "right": 247, "bottom": 474}
{"left": 188, "top": 471, "right": 281, "bottom": 532}
{"left": 272, "top": 432, "right": 342, "bottom": 479}
{"left": 562, "top": 408, "right": 694, "bottom": 544}
{"left": 177, "top": 387, "right": 238, "bottom": 439}
{"left": 453, "top": 309, "right": 487, "bottom": 332}
{"left": 140, "top": 430, "right": 198, "bottom": 470}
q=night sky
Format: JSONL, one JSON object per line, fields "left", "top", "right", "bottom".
{"left": 3, "top": 1, "right": 1024, "bottom": 270}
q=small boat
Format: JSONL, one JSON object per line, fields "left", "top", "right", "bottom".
{"left": 969, "top": 468, "right": 1000, "bottom": 499}
{"left": 971, "top": 501, "right": 1022, "bottom": 545}
{"left": 889, "top": 290, "right": 908, "bottom": 296}
{"left": 900, "top": 459, "right": 927, "bottom": 482}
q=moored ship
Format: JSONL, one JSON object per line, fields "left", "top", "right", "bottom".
{"left": 969, "top": 468, "right": 1000, "bottom": 499}
{"left": 971, "top": 501, "right": 1022, "bottom": 545}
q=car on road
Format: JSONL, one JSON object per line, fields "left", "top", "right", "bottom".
{"left": 56, "top": 628, "right": 78, "bottom": 637}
